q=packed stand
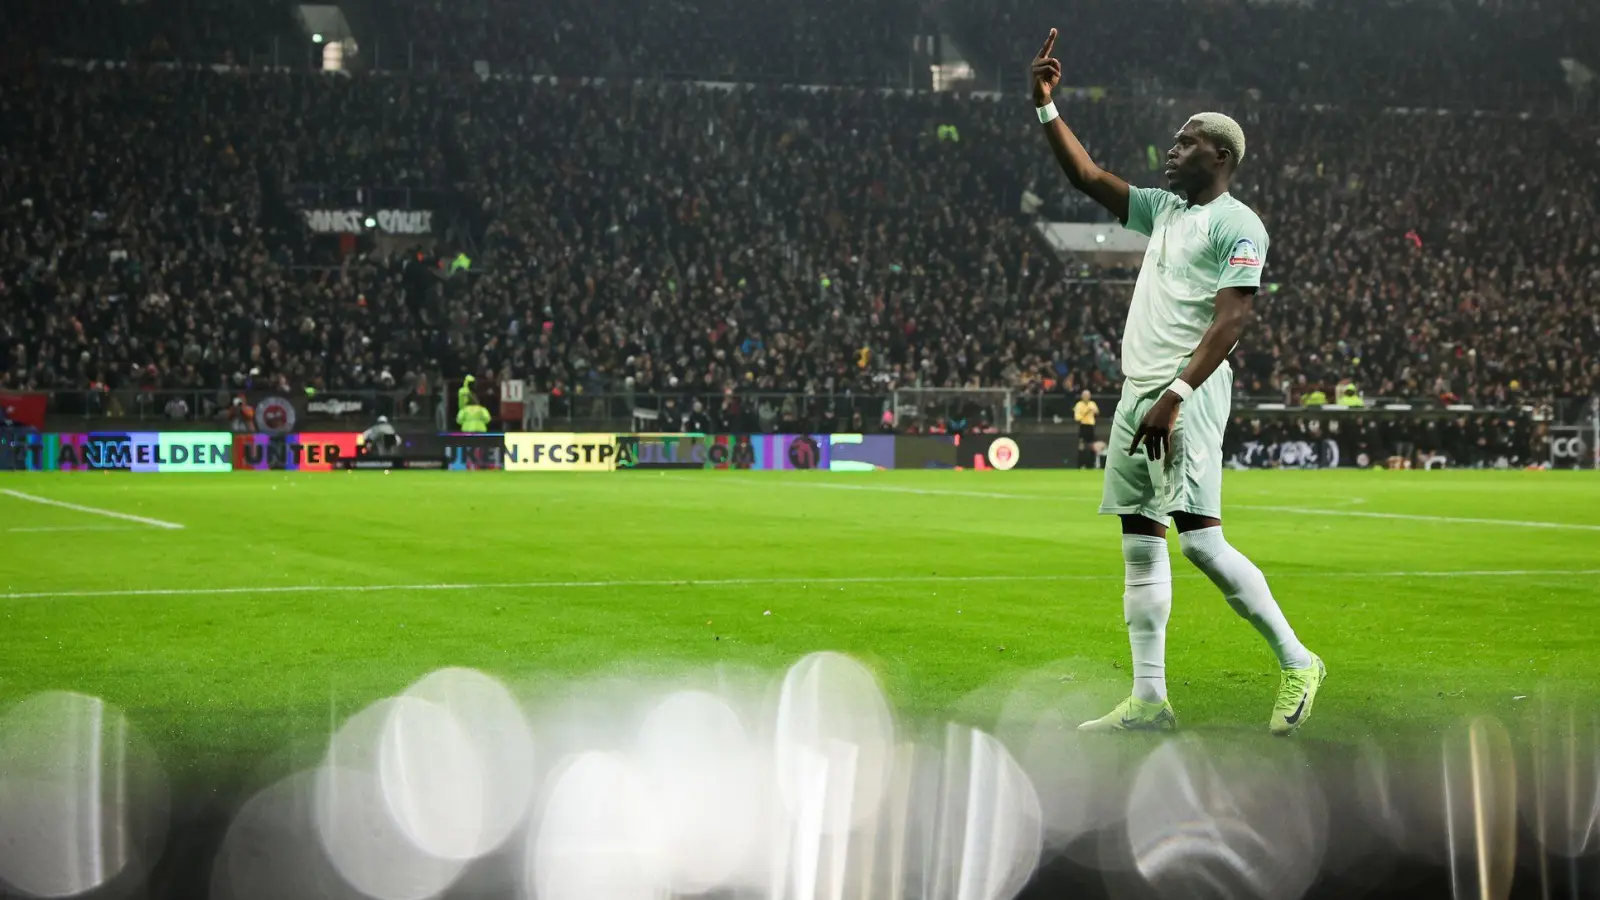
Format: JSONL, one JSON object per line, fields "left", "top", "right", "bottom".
{"left": 2, "top": 71, "right": 1597, "bottom": 424}
{"left": 0, "top": 69, "right": 443, "bottom": 420}
{"left": 453, "top": 82, "right": 1599, "bottom": 409}
{"left": 245, "top": 74, "right": 456, "bottom": 193}
{"left": 1227, "top": 104, "right": 1600, "bottom": 404}
{"left": 455, "top": 83, "right": 1131, "bottom": 407}
{"left": 364, "top": 0, "right": 923, "bottom": 85}
{"left": 951, "top": 0, "right": 1596, "bottom": 111}
{"left": 1222, "top": 410, "right": 1572, "bottom": 470}
{"left": 0, "top": 0, "right": 297, "bottom": 67}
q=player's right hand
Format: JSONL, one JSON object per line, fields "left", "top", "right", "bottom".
{"left": 1031, "top": 28, "right": 1061, "bottom": 106}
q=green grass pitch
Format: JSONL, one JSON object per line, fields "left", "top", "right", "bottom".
{"left": 2, "top": 469, "right": 1597, "bottom": 783}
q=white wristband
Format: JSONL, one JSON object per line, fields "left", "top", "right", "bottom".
{"left": 1165, "top": 379, "right": 1195, "bottom": 402}
{"left": 1036, "top": 102, "right": 1059, "bottom": 124}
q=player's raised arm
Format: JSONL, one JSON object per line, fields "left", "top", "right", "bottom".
{"left": 1031, "top": 29, "right": 1130, "bottom": 224}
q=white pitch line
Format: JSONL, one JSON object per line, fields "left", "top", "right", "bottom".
{"left": 1230, "top": 505, "right": 1600, "bottom": 532}
{"left": 7, "top": 526, "right": 139, "bottom": 533}
{"left": 663, "top": 476, "right": 1046, "bottom": 501}
{"left": 0, "top": 574, "right": 1104, "bottom": 600}
{"left": 3, "top": 569, "right": 1598, "bottom": 601}
{"left": 698, "top": 479, "right": 1600, "bottom": 532}
{"left": 795, "top": 482, "right": 1037, "bottom": 500}
{"left": 0, "top": 489, "right": 184, "bottom": 530}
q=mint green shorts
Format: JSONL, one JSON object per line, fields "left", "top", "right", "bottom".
{"left": 1098, "top": 365, "right": 1232, "bottom": 522}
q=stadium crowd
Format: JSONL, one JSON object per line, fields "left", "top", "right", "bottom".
{"left": 11, "top": 0, "right": 1591, "bottom": 106}
{"left": 1, "top": 1, "right": 1597, "bottom": 427}
{"left": 1223, "top": 411, "right": 1559, "bottom": 470}
{"left": 0, "top": 0, "right": 294, "bottom": 67}
{"left": 0, "top": 68, "right": 448, "bottom": 416}
{"left": 955, "top": 0, "right": 1598, "bottom": 111}
{"left": 0, "top": 0, "right": 921, "bottom": 84}
{"left": 367, "top": 0, "right": 923, "bottom": 85}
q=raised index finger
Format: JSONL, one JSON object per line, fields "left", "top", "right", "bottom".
{"left": 1037, "top": 28, "right": 1058, "bottom": 59}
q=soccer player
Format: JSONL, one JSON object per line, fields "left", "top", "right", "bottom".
{"left": 1030, "top": 29, "right": 1325, "bottom": 735}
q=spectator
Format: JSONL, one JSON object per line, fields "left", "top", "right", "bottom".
{"left": 360, "top": 415, "right": 401, "bottom": 455}
{"left": 522, "top": 385, "right": 551, "bottom": 432}
{"left": 457, "top": 398, "right": 491, "bottom": 433}
{"left": 224, "top": 398, "right": 255, "bottom": 433}
{"left": 1, "top": 54, "right": 1595, "bottom": 416}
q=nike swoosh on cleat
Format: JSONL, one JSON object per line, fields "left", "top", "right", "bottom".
{"left": 1284, "top": 694, "right": 1308, "bottom": 725}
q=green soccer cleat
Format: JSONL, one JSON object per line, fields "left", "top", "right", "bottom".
{"left": 1078, "top": 696, "right": 1178, "bottom": 733}
{"left": 1270, "top": 653, "right": 1327, "bottom": 736}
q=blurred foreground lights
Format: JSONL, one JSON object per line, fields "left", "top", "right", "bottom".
{"left": 313, "top": 668, "right": 536, "bottom": 900}
{"left": 992, "top": 664, "right": 1151, "bottom": 857}
{"left": 398, "top": 668, "right": 537, "bottom": 858}
{"left": 316, "top": 699, "right": 470, "bottom": 900}
{"left": 1352, "top": 735, "right": 1462, "bottom": 867}
{"left": 528, "top": 752, "right": 668, "bottom": 900}
{"left": 0, "top": 691, "right": 169, "bottom": 899}
{"left": 1441, "top": 717, "right": 1517, "bottom": 900}
{"left": 634, "top": 690, "right": 761, "bottom": 894}
{"left": 379, "top": 696, "right": 486, "bottom": 861}
{"left": 212, "top": 770, "right": 361, "bottom": 900}
{"left": 1521, "top": 698, "right": 1600, "bottom": 859}
{"left": 775, "top": 652, "right": 896, "bottom": 834}
{"left": 1125, "top": 735, "right": 1327, "bottom": 900}
{"left": 929, "top": 725, "right": 1044, "bottom": 900}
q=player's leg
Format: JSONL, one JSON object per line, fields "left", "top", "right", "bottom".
{"left": 1174, "top": 512, "right": 1313, "bottom": 671}
{"left": 1119, "top": 514, "right": 1169, "bottom": 707}
{"left": 1176, "top": 510, "right": 1326, "bottom": 735}
{"left": 1081, "top": 386, "right": 1176, "bottom": 733}
{"left": 1163, "top": 366, "right": 1325, "bottom": 734}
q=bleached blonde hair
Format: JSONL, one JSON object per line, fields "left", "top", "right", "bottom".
{"left": 1187, "top": 112, "right": 1246, "bottom": 168}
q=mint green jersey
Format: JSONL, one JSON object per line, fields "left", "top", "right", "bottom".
{"left": 1119, "top": 188, "right": 1268, "bottom": 397}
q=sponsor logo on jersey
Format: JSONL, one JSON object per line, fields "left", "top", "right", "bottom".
{"left": 1227, "top": 237, "right": 1262, "bottom": 267}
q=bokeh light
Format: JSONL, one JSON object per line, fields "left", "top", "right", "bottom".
{"left": 0, "top": 691, "right": 168, "bottom": 899}
{"left": 1441, "top": 716, "right": 1518, "bottom": 900}
{"left": 315, "top": 698, "right": 469, "bottom": 900}
{"left": 633, "top": 689, "right": 764, "bottom": 894}
{"left": 1125, "top": 734, "right": 1327, "bottom": 900}
{"left": 398, "top": 667, "right": 536, "bottom": 858}
{"left": 774, "top": 652, "right": 897, "bottom": 834}
{"left": 527, "top": 751, "right": 668, "bottom": 900}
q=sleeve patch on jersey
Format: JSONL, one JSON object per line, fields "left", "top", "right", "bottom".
{"left": 1227, "top": 237, "right": 1262, "bottom": 267}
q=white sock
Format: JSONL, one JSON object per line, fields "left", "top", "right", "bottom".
{"left": 1179, "top": 526, "right": 1313, "bottom": 669}
{"left": 1122, "top": 534, "right": 1172, "bottom": 704}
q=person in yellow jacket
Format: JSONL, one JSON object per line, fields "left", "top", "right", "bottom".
{"left": 1337, "top": 382, "right": 1364, "bottom": 408}
{"left": 457, "top": 399, "right": 492, "bottom": 433}
{"left": 1074, "top": 389, "right": 1100, "bottom": 468}
{"left": 457, "top": 375, "right": 478, "bottom": 413}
